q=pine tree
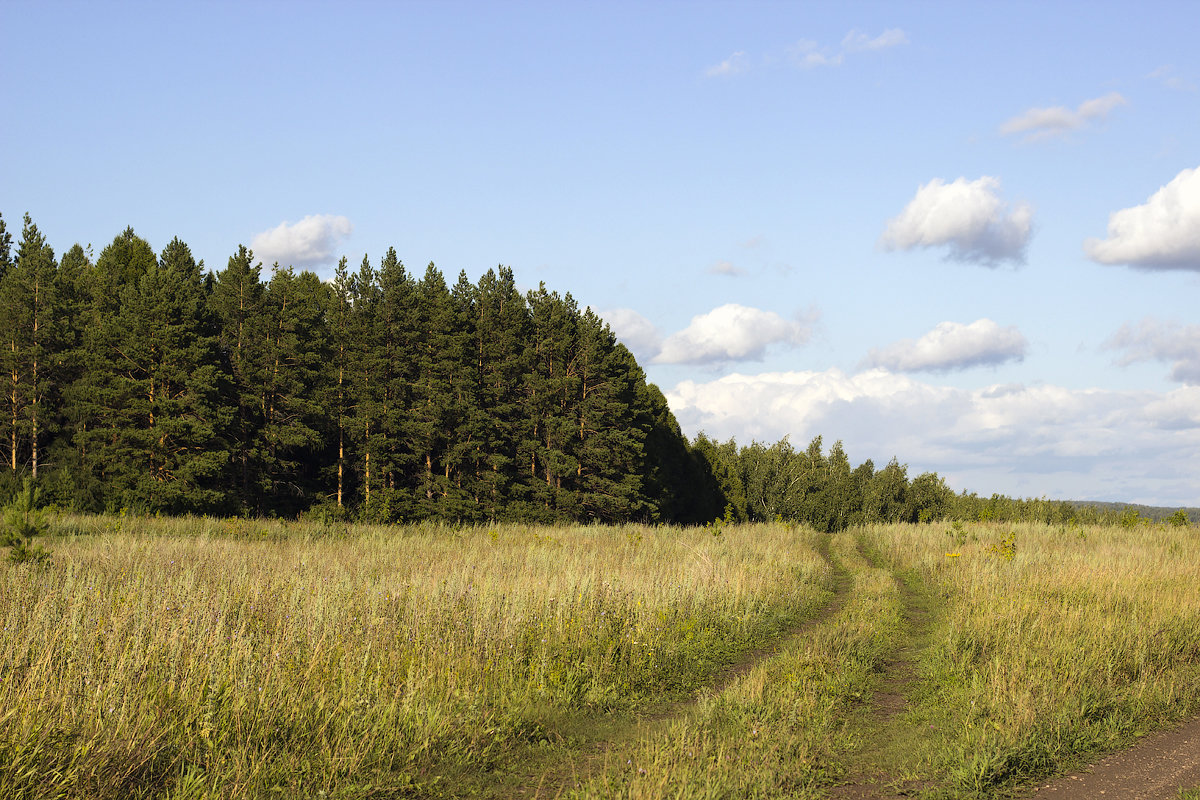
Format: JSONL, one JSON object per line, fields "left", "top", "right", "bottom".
{"left": 411, "top": 263, "right": 462, "bottom": 517}
{"left": 0, "top": 215, "right": 59, "bottom": 479}
{"left": 346, "top": 254, "right": 387, "bottom": 518}
{"left": 691, "top": 433, "right": 747, "bottom": 522}
{"left": 444, "top": 271, "right": 487, "bottom": 520}
{"left": 257, "top": 266, "right": 331, "bottom": 515}
{"left": 40, "top": 243, "right": 93, "bottom": 506}
{"left": 211, "top": 245, "right": 267, "bottom": 513}
{"left": 96, "top": 238, "right": 230, "bottom": 513}
{"left": 322, "top": 256, "right": 354, "bottom": 511}
{"left": 92, "top": 227, "right": 156, "bottom": 315}
{"left": 640, "top": 382, "right": 723, "bottom": 524}
{"left": 0, "top": 213, "right": 13, "bottom": 283}
{"left": 71, "top": 228, "right": 158, "bottom": 509}
{"left": 374, "top": 249, "right": 418, "bottom": 518}
{"left": 472, "top": 267, "right": 532, "bottom": 519}
{"left": 524, "top": 285, "right": 582, "bottom": 519}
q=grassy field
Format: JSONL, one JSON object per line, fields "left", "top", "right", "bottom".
{"left": 864, "top": 520, "right": 1200, "bottom": 794}
{"left": 1, "top": 515, "right": 1198, "bottom": 798}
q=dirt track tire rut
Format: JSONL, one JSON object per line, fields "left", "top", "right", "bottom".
{"left": 825, "top": 533, "right": 938, "bottom": 800}
{"left": 520, "top": 532, "right": 853, "bottom": 799}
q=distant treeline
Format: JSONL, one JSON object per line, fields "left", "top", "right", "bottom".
{"left": 0, "top": 212, "right": 1180, "bottom": 529}
{"left": 682, "top": 435, "right": 1188, "bottom": 529}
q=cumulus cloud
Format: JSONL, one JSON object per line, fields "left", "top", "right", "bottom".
{"left": 864, "top": 319, "right": 1028, "bottom": 373}
{"left": 598, "top": 308, "right": 662, "bottom": 362}
{"left": 999, "top": 92, "right": 1127, "bottom": 141}
{"left": 249, "top": 214, "right": 353, "bottom": 269}
{"left": 1084, "top": 167, "right": 1200, "bottom": 271}
{"left": 663, "top": 369, "right": 1200, "bottom": 504}
{"left": 705, "top": 51, "right": 749, "bottom": 77}
{"left": 880, "top": 176, "right": 1033, "bottom": 266}
{"left": 653, "top": 304, "right": 814, "bottom": 365}
{"left": 1105, "top": 318, "right": 1200, "bottom": 384}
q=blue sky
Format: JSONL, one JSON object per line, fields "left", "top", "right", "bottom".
{"left": 4, "top": 1, "right": 1200, "bottom": 505}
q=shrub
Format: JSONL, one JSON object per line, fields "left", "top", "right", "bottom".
{"left": 2, "top": 478, "right": 51, "bottom": 564}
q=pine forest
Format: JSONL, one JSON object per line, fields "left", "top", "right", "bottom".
{"left": 0, "top": 212, "right": 1124, "bottom": 527}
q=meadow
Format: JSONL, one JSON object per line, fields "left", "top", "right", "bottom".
{"left": 1, "top": 515, "right": 1198, "bottom": 798}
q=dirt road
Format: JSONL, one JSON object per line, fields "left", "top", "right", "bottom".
{"left": 1025, "top": 716, "right": 1200, "bottom": 799}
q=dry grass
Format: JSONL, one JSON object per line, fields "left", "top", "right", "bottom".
{"left": 6, "top": 517, "right": 1199, "bottom": 798}
{"left": 0, "top": 516, "right": 827, "bottom": 799}
{"left": 567, "top": 532, "right": 904, "bottom": 799}
{"left": 570, "top": 521, "right": 1200, "bottom": 798}
{"left": 863, "top": 520, "right": 1200, "bottom": 794}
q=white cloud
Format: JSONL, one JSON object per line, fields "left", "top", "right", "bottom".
{"left": 1000, "top": 92, "right": 1127, "bottom": 141}
{"left": 249, "top": 214, "right": 353, "bottom": 269}
{"left": 864, "top": 319, "right": 1028, "bottom": 373}
{"left": 705, "top": 51, "right": 749, "bottom": 77}
{"left": 654, "top": 304, "right": 814, "bottom": 365}
{"left": 599, "top": 308, "right": 663, "bottom": 362}
{"left": 842, "top": 28, "right": 908, "bottom": 52}
{"left": 1084, "top": 167, "right": 1200, "bottom": 271}
{"left": 788, "top": 39, "right": 843, "bottom": 68}
{"left": 707, "top": 260, "right": 743, "bottom": 276}
{"left": 880, "top": 176, "right": 1033, "bottom": 266}
{"left": 715, "top": 29, "right": 907, "bottom": 75}
{"left": 1148, "top": 65, "right": 1196, "bottom": 92}
{"left": 1105, "top": 318, "right": 1200, "bottom": 384}
{"left": 664, "top": 369, "right": 1200, "bottom": 504}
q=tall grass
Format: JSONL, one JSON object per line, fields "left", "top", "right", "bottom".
{"left": 864, "top": 520, "right": 1200, "bottom": 794}
{"left": 8, "top": 517, "right": 1196, "bottom": 798}
{"left": 567, "top": 532, "right": 904, "bottom": 799}
{"left": 0, "top": 518, "right": 828, "bottom": 799}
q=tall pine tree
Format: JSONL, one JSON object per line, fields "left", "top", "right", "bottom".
{"left": 0, "top": 215, "right": 58, "bottom": 479}
{"left": 211, "top": 245, "right": 267, "bottom": 513}
{"left": 410, "top": 263, "right": 462, "bottom": 517}
{"left": 472, "top": 267, "right": 532, "bottom": 519}
{"left": 573, "top": 317, "right": 652, "bottom": 521}
{"left": 321, "top": 256, "right": 354, "bottom": 511}
{"left": 523, "top": 286, "right": 582, "bottom": 519}
{"left": 97, "top": 238, "right": 230, "bottom": 512}
{"left": 257, "top": 266, "right": 331, "bottom": 515}
{"left": 71, "top": 228, "right": 158, "bottom": 509}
